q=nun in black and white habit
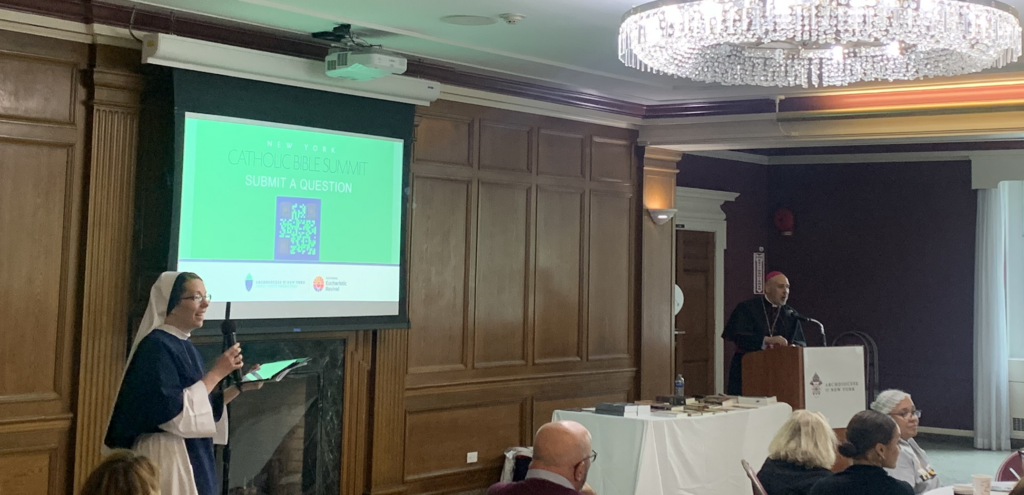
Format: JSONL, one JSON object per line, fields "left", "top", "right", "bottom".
{"left": 104, "top": 271, "right": 250, "bottom": 495}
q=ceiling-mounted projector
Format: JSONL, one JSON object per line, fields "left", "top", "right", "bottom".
{"left": 325, "top": 49, "right": 407, "bottom": 81}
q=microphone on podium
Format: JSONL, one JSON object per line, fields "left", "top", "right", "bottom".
{"left": 784, "top": 308, "right": 827, "bottom": 347}
{"left": 220, "top": 302, "right": 244, "bottom": 387}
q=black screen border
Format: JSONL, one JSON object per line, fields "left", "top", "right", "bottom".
{"left": 167, "top": 69, "right": 412, "bottom": 335}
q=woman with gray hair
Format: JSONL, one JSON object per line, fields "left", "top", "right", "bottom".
{"left": 870, "top": 390, "right": 940, "bottom": 494}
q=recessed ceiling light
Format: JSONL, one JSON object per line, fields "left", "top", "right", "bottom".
{"left": 440, "top": 15, "right": 497, "bottom": 26}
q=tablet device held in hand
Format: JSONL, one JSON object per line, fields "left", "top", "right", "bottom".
{"left": 241, "top": 358, "right": 310, "bottom": 383}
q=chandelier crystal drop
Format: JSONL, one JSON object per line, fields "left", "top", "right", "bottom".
{"left": 618, "top": 0, "right": 1023, "bottom": 87}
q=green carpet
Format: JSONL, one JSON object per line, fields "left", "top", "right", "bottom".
{"left": 916, "top": 434, "right": 1018, "bottom": 486}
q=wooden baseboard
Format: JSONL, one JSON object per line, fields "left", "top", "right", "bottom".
{"left": 367, "top": 487, "right": 409, "bottom": 495}
{"left": 916, "top": 426, "right": 974, "bottom": 437}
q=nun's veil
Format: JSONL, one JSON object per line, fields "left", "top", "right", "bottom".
{"left": 127, "top": 271, "right": 182, "bottom": 364}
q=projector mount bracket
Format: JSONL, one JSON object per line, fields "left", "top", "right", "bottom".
{"left": 312, "top": 24, "right": 380, "bottom": 52}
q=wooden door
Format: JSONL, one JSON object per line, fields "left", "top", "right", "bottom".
{"left": 674, "top": 230, "right": 716, "bottom": 396}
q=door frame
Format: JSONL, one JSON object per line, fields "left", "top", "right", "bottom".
{"left": 674, "top": 186, "right": 739, "bottom": 394}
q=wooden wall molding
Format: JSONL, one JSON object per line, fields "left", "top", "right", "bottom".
{"left": 404, "top": 370, "right": 636, "bottom": 411}
{"left": 370, "top": 329, "right": 410, "bottom": 495}
{"left": 643, "top": 147, "right": 685, "bottom": 165}
{"left": 71, "top": 47, "right": 143, "bottom": 492}
{"left": 0, "top": 415, "right": 73, "bottom": 434}
{"left": 405, "top": 367, "right": 638, "bottom": 392}
{"left": 341, "top": 331, "right": 373, "bottom": 495}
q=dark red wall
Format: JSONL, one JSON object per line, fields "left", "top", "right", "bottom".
{"left": 677, "top": 155, "right": 976, "bottom": 430}
{"left": 766, "top": 160, "right": 976, "bottom": 430}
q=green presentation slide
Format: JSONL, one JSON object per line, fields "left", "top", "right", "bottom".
{"left": 178, "top": 113, "right": 403, "bottom": 266}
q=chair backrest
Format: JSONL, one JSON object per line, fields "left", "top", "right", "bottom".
{"left": 996, "top": 449, "right": 1024, "bottom": 482}
{"left": 501, "top": 447, "right": 534, "bottom": 483}
{"left": 741, "top": 459, "right": 769, "bottom": 495}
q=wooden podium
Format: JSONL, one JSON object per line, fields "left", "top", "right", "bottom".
{"left": 742, "top": 346, "right": 807, "bottom": 408}
{"left": 741, "top": 345, "right": 866, "bottom": 427}
{"left": 742, "top": 345, "right": 867, "bottom": 471}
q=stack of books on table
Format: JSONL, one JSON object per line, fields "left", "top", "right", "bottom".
{"left": 702, "top": 394, "right": 738, "bottom": 407}
{"left": 737, "top": 396, "right": 777, "bottom": 407}
{"left": 592, "top": 395, "right": 779, "bottom": 417}
{"left": 669, "top": 404, "right": 722, "bottom": 416}
{"left": 654, "top": 395, "right": 694, "bottom": 407}
{"left": 714, "top": 396, "right": 778, "bottom": 411}
{"left": 594, "top": 402, "right": 652, "bottom": 417}
{"left": 656, "top": 395, "right": 779, "bottom": 416}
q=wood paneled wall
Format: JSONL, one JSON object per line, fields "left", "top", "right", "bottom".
{"left": 0, "top": 30, "right": 88, "bottom": 495}
{"left": 385, "top": 100, "right": 639, "bottom": 494}
{"left": 0, "top": 28, "right": 144, "bottom": 495}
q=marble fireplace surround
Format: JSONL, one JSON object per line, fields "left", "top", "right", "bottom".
{"left": 193, "top": 331, "right": 371, "bottom": 495}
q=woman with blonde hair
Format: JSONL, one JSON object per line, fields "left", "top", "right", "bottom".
{"left": 81, "top": 449, "right": 160, "bottom": 495}
{"left": 757, "top": 410, "right": 838, "bottom": 495}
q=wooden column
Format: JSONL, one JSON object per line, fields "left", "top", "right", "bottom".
{"left": 638, "top": 147, "right": 681, "bottom": 400}
{"left": 369, "top": 329, "right": 409, "bottom": 495}
{"left": 72, "top": 47, "right": 143, "bottom": 491}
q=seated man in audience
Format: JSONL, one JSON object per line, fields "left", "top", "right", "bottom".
{"left": 870, "top": 389, "right": 940, "bottom": 494}
{"left": 488, "top": 420, "right": 597, "bottom": 495}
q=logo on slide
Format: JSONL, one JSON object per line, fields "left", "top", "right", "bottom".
{"left": 275, "top": 197, "right": 321, "bottom": 261}
{"left": 313, "top": 276, "right": 325, "bottom": 292}
{"left": 245, "top": 273, "right": 254, "bottom": 292}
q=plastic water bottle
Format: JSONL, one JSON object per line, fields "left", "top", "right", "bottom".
{"left": 674, "top": 374, "right": 685, "bottom": 397}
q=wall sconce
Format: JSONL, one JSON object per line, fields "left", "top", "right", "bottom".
{"left": 647, "top": 208, "right": 677, "bottom": 225}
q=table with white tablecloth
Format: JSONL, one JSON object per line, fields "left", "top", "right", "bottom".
{"left": 552, "top": 403, "right": 792, "bottom": 495}
{"left": 924, "top": 481, "right": 1017, "bottom": 495}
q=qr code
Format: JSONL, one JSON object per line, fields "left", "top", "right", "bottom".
{"left": 275, "top": 197, "right": 321, "bottom": 261}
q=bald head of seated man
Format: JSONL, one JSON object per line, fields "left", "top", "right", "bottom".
{"left": 487, "top": 420, "right": 597, "bottom": 495}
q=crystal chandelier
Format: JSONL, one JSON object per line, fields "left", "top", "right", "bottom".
{"left": 618, "top": 0, "right": 1023, "bottom": 87}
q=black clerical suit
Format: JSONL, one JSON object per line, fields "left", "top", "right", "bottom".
{"left": 722, "top": 296, "right": 806, "bottom": 395}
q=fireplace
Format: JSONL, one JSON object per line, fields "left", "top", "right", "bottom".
{"left": 196, "top": 337, "right": 346, "bottom": 495}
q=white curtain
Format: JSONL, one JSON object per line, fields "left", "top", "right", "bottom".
{"left": 974, "top": 185, "right": 1011, "bottom": 450}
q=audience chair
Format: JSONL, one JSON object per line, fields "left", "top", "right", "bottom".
{"left": 996, "top": 449, "right": 1024, "bottom": 482}
{"left": 501, "top": 446, "right": 533, "bottom": 482}
{"left": 741, "top": 459, "right": 769, "bottom": 495}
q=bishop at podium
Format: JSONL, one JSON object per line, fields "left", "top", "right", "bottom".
{"left": 722, "top": 271, "right": 806, "bottom": 395}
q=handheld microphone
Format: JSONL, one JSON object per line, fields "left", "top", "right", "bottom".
{"left": 220, "top": 302, "right": 244, "bottom": 386}
{"left": 784, "top": 308, "right": 827, "bottom": 347}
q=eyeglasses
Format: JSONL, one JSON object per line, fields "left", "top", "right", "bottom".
{"left": 580, "top": 450, "right": 597, "bottom": 464}
{"left": 182, "top": 293, "right": 212, "bottom": 304}
{"left": 892, "top": 409, "right": 922, "bottom": 419}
